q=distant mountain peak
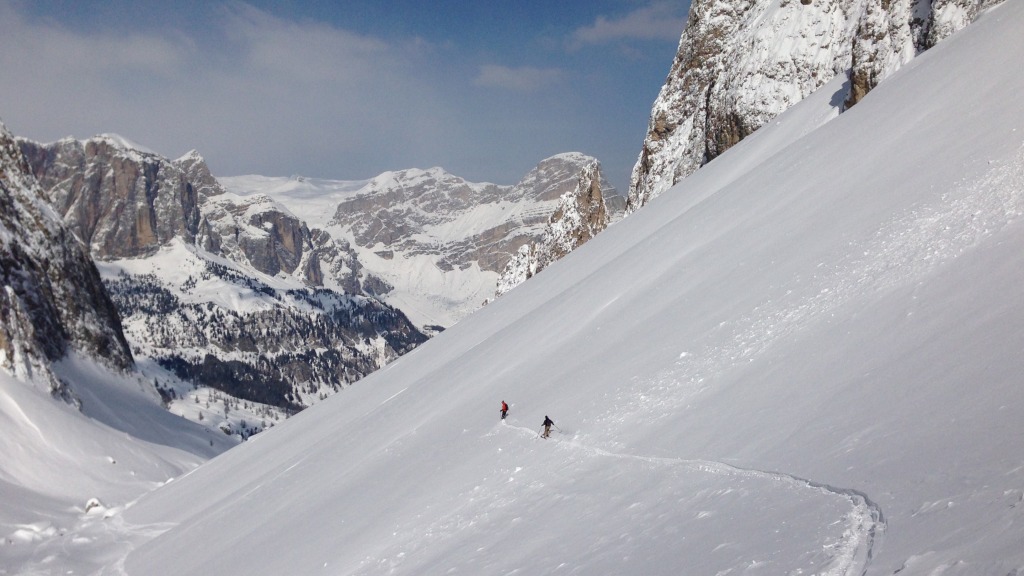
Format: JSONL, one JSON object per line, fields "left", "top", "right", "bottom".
{"left": 176, "top": 149, "right": 205, "bottom": 163}
{"left": 94, "top": 133, "right": 158, "bottom": 156}
{"left": 495, "top": 156, "right": 619, "bottom": 296}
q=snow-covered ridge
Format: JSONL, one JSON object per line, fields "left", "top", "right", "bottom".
{"left": 95, "top": 234, "right": 425, "bottom": 411}
{"left": 175, "top": 149, "right": 205, "bottom": 164}
{"left": 94, "top": 133, "right": 157, "bottom": 156}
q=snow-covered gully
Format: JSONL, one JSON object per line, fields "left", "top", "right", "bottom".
{"left": 512, "top": 425, "right": 884, "bottom": 576}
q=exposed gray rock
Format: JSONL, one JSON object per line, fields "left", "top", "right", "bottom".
{"left": 847, "top": 0, "right": 1003, "bottom": 108}
{"left": 628, "top": 0, "right": 1005, "bottom": 213}
{"left": 1, "top": 122, "right": 132, "bottom": 392}
{"left": 496, "top": 157, "right": 616, "bottom": 295}
{"left": 20, "top": 138, "right": 317, "bottom": 284}
{"left": 18, "top": 134, "right": 424, "bottom": 410}
{"left": 19, "top": 136, "right": 201, "bottom": 258}
{"left": 332, "top": 152, "right": 623, "bottom": 278}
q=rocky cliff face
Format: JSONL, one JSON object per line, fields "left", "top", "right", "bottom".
{"left": 331, "top": 153, "right": 623, "bottom": 277}
{"left": 19, "top": 136, "right": 202, "bottom": 258}
{"left": 20, "top": 137, "right": 334, "bottom": 287}
{"left": 628, "top": 0, "right": 1004, "bottom": 212}
{"left": 496, "top": 156, "right": 616, "bottom": 295}
{"left": 201, "top": 192, "right": 320, "bottom": 284}
{"left": 0, "top": 122, "right": 132, "bottom": 393}
{"left": 18, "top": 135, "right": 425, "bottom": 411}
{"left": 229, "top": 152, "right": 625, "bottom": 327}
{"left": 846, "top": 0, "right": 1003, "bottom": 107}
{"left": 16, "top": 132, "right": 619, "bottom": 410}
{"left": 334, "top": 152, "right": 625, "bottom": 321}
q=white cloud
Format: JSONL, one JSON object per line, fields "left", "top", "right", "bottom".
{"left": 473, "top": 64, "right": 563, "bottom": 93}
{"left": 0, "top": 1, "right": 456, "bottom": 178}
{"left": 219, "top": 3, "right": 394, "bottom": 83}
{"left": 570, "top": 2, "right": 687, "bottom": 49}
{"left": 0, "top": 1, "right": 651, "bottom": 191}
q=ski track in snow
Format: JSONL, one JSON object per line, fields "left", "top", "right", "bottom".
{"left": 507, "top": 424, "right": 885, "bottom": 576}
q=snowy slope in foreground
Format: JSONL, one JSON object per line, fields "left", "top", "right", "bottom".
{"left": 0, "top": 356, "right": 232, "bottom": 573}
{"left": 93, "top": 3, "right": 1024, "bottom": 575}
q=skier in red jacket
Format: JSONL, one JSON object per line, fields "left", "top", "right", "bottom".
{"left": 500, "top": 401, "right": 509, "bottom": 420}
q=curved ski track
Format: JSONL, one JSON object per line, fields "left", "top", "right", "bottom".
{"left": 508, "top": 424, "right": 885, "bottom": 576}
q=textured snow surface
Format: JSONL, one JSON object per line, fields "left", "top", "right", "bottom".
{"left": 3, "top": 2, "right": 1024, "bottom": 575}
{"left": 0, "top": 355, "right": 231, "bottom": 574}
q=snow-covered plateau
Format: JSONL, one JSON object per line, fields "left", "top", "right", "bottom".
{"left": 3, "top": 1, "right": 1024, "bottom": 575}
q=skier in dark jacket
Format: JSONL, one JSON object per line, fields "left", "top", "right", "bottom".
{"left": 500, "top": 401, "right": 509, "bottom": 420}
{"left": 541, "top": 415, "right": 554, "bottom": 438}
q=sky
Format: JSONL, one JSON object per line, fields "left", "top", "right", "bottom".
{"left": 0, "top": 0, "right": 689, "bottom": 194}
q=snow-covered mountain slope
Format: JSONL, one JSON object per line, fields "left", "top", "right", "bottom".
{"left": 627, "top": 0, "right": 1006, "bottom": 212}
{"left": 496, "top": 157, "right": 619, "bottom": 296}
{"left": 97, "top": 238, "right": 425, "bottom": 410}
{"left": 18, "top": 136, "right": 428, "bottom": 414}
{"left": 0, "top": 355, "right": 235, "bottom": 575}
{"left": 0, "top": 122, "right": 132, "bottom": 391}
{"left": 1, "top": 122, "right": 236, "bottom": 575}
{"left": 222, "top": 153, "right": 624, "bottom": 328}
{"left": 54, "top": 2, "right": 1024, "bottom": 575}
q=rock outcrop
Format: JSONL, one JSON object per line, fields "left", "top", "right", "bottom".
{"left": 19, "top": 137, "right": 334, "bottom": 286}
{"left": 19, "top": 135, "right": 201, "bottom": 258}
{"left": 331, "top": 153, "right": 623, "bottom": 278}
{"left": 18, "top": 135, "right": 425, "bottom": 410}
{"left": 0, "top": 122, "right": 132, "bottom": 392}
{"left": 627, "top": 0, "right": 1004, "bottom": 213}
{"left": 496, "top": 156, "right": 617, "bottom": 295}
{"left": 846, "top": 0, "right": 1004, "bottom": 108}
